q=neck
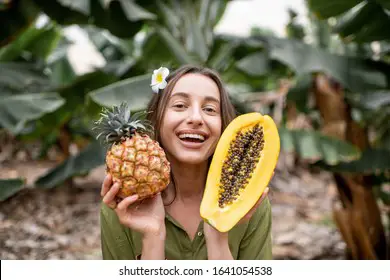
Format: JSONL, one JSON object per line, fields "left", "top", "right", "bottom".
{"left": 167, "top": 158, "right": 209, "bottom": 202}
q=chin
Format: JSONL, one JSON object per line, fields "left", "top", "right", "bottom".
{"left": 163, "top": 138, "right": 217, "bottom": 166}
{"left": 174, "top": 152, "right": 210, "bottom": 165}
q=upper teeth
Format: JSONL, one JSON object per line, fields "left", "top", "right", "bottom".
{"left": 178, "top": 133, "right": 205, "bottom": 141}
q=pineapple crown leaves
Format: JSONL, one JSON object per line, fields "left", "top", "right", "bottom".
{"left": 93, "top": 102, "right": 154, "bottom": 146}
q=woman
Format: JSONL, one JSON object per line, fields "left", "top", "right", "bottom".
{"left": 100, "top": 65, "right": 273, "bottom": 260}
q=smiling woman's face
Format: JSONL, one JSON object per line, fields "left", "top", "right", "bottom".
{"left": 159, "top": 73, "right": 222, "bottom": 165}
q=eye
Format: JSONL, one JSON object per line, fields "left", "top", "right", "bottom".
{"left": 203, "top": 106, "right": 217, "bottom": 113}
{"left": 172, "top": 103, "right": 186, "bottom": 109}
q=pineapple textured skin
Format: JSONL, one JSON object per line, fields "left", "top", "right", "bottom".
{"left": 106, "top": 133, "right": 170, "bottom": 200}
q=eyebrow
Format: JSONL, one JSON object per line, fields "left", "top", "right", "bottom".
{"left": 170, "top": 92, "right": 220, "bottom": 103}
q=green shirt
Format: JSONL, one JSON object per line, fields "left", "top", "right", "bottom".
{"left": 100, "top": 197, "right": 273, "bottom": 260}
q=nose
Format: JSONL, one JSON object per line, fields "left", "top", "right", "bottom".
{"left": 187, "top": 106, "right": 204, "bottom": 126}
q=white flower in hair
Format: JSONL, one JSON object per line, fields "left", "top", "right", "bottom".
{"left": 150, "top": 66, "right": 169, "bottom": 93}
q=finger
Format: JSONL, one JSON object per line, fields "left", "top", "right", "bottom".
{"left": 246, "top": 207, "right": 256, "bottom": 219}
{"left": 101, "top": 174, "right": 112, "bottom": 197}
{"left": 239, "top": 188, "right": 270, "bottom": 224}
{"left": 259, "top": 187, "right": 269, "bottom": 203}
{"left": 240, "top": 206, "right": 256, "bottom": 224}
{"left": 107, "top": 200, "right": 117, "bottom": 210}
{"left": 102, "top": 182, "right": 120, "bottom": 205}
{"left": 116, "top": 195, "right": 139, "bottom": 211}
{"left": 252, "top": 188, "right": 269, "bottom": 210}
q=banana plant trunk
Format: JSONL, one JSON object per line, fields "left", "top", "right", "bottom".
{"left": 313, "top": 73, "right": 388, "bottom": 259}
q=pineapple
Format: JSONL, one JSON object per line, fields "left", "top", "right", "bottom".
{"left": 94, "top": 102, "right": 170, "bottom": 201}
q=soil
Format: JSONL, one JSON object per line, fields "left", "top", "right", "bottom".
{"left": 0, "top": 151, "right": 346, "bottom": 260}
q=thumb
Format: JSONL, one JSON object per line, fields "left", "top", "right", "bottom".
{"left": 263, "top": 187, "right": 269, "bottom": 197}
{"left": 256, "top": 187, "right": 269, "bottom": 206}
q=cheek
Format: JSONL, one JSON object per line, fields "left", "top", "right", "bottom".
{"left": 160, "top": 110, "right": 177, "bottom": 130}
{"left": 210, "top": 117, "right": 222, "bottom": 138}
{"left": 159, "top": 111, "right": 179, "bottom": 145}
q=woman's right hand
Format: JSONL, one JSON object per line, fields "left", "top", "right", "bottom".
{"left": 101, "top": 174, "right": 166, "bottom": 238}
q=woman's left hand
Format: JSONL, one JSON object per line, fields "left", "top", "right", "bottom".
{"left": 237, "top": 171, "right": 274, "bottom": 225}
{"left": 237, "top": 187, "right": 269, "bottom": 225}
{"left": 202, "top": 179, "right": 271, "bottom": 259}
{"left": 203, "top": 184, "right": 271, "bottom": 238}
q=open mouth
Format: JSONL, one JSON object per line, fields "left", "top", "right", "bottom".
{"left": 178, "top": 133, "right": 206, "bottom": 143}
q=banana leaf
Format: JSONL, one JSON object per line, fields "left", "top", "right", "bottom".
{"left": 255, "top": 36, "right": 388, "bottom": 92}
{"left": 87, "top": 74, "right": 152, "bottom": 111}
{"left": 0, "top": 62, "right": 51, "bottom": 93}
{"left": 0, "top": 22, "right": 61, "bottom": 61}
{"left": 35, "top": 141, "right": 105, "bottom": 188}
{"left": 308, "top": 0, "right": 390, "bottom": 42}
{"left": 308, "top": 0, "right": 365, "bottom": 18}
{"left": 279, "top": 127, "right": 361, "bottom": 165}
{"left": 0, "top": 178, "right": 25, "bottom": 202}
{"left": 315, "top": 148, "right": 390, "bottom": 174}
{"left": 0, "top": 0, "right": 40, "bottom": 47}
{"left": 31, "top": 0, "right": 155, "bottom": 38}
{"left": 0, "top": 92, "right": 65, "bottom": 135}
{"left": 236, "top": 52, "right": 270, "bottom": 76}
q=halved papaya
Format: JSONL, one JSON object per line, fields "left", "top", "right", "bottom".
{"left": 200, "top": 112, "right": 280, "bottom": 232}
